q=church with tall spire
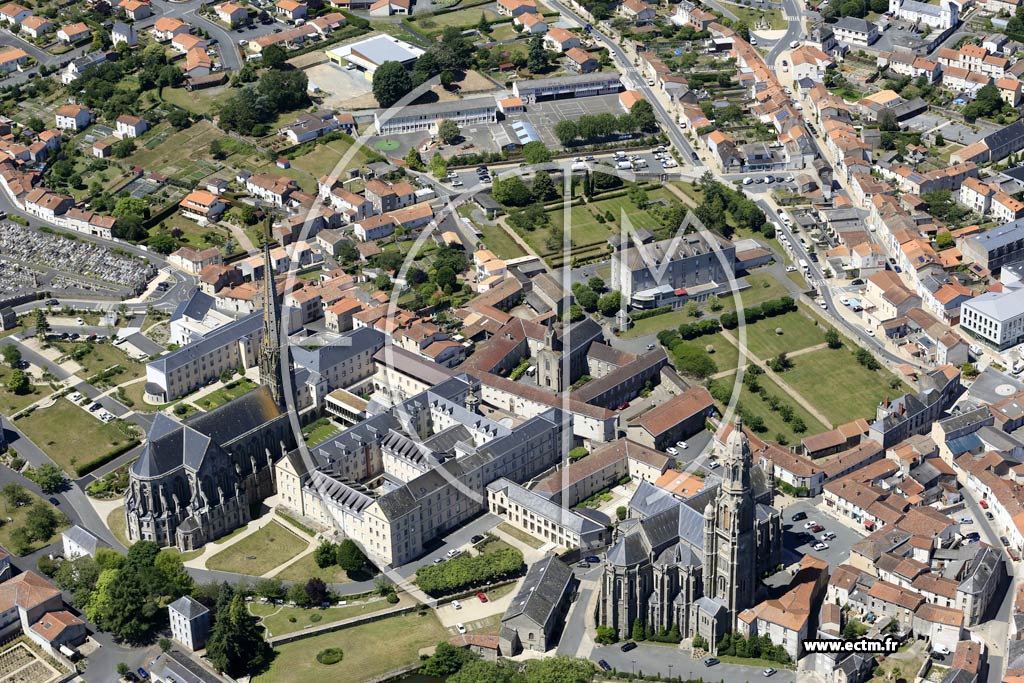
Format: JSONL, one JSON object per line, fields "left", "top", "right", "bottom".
{"left": 599, "top": 419, "right": 782, "bottom": 649}
{"left": 258, "top": 218, "right": 285, "bottom": 409}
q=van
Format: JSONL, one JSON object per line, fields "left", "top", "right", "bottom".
{"left": 616, "top": 160, "right": 632, "bottom": 170}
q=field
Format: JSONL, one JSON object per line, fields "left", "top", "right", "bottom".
{"left": 250, "top": 595, "right": 408, "bottom": 637}
{"left": 729, "top": 3, "right": 787, "bottom": 30}
{"left": 0, "top": 363, "right": 53, "bottom": 415}
{"left": 410, "top": 8, "right": 498, "bottom": 35}
{"left": 477, "top": 222, "right": 526, "bottom": 260}
{"left": 274, "top": 552, "right": 353, "bottom": 584}
{"left": 205, "top": 521, "right": 309, "bottom": 575}
{"left": 252, "top": 611, "right": 447, "bottom": 683}
{"left": 15, "top": 399, "right": 136, "bottom": 474}
{"left": 781, "top": 347, "right": 905, "bottom": 425}
{"left": 715, "top": 372, "right": 828, "bottom": 446}
{"left": 152, "top": 214, "right": 231, "bottom": 253}
{"left": 194, "top": 378, "right": 258, "bottom": 411}
{"left": 740, "top": 309, "right": 825, "bottom": 360}
{"left": 162, "top": 85, "right": 231, "bottom": 117}
{"left": 53, "top": 342, "right": 147, "bottom": 382}
{"left": 124, "top": 119, "right": 224, "bottom": 179}
{"left": 0, "top": 492, "right": 68, "bottom": 555}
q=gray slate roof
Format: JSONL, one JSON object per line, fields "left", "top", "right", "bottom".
{"left": 168, "top": 596, "right": 209, "bottom": 620}
{"left": 502, "top": 554, "right": 573, "bottom": 628}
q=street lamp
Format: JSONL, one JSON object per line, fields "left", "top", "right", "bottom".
{"left": 631, "top": 660, "right": 636, "bottom": 676}
{"left": 668, "top": 664, "right": 673, "bottom": 681}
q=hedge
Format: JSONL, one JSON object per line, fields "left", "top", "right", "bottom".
{"left": 74, "top": 439, "right": 141, "bottom": 477}
{"left": 630, "top": 306, "right": 672, "bottom": 321}
{"left": 720, "top": 296, "right": 796, "bottom": 329}
{"left": 415, "top": 547, "right": 524, "bottom": 596}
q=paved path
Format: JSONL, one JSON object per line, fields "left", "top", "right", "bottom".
{"left": 709, "top": 341, "right": 829, "bottom": 379}
{"left": 719, "top": 330, "right": 834, "bottom": 429}
{"left": 226, "top": 221, "right": 256, "bottom": 254}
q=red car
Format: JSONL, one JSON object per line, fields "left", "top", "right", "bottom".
{"left": 811, "top": 525, "right": 825, "bottom": 533}
{"left": 477, "top": 592, "right": 488, "bottom": 603}
{"left": 980, "top": 499, "right": 989, "bottom": 509}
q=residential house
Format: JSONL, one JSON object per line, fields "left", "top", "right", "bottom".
{"left": 179, "top": 190, "right": 228, "bottom": 224}
{"left": 565, "top": 47, "right": 598, "bottom": 73}
{"left": 215, "top": 1, "right": 248, "bottom": 25}
{"left": 57, "top": 22, "right": 91, "bottom": 43}
{"left": 54, "top": 104, "right": 91, "bottom": 131}
{"left": 115, "top": 114, "right": 148, "bottom": 139}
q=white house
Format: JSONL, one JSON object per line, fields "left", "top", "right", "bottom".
{"left": 55, "top": 104, "right": 92, "bottom": 131}
{"left": 61, "top": 526, "right": 99, "bottom": 559}
{"left": 115, "top": 114, "right": 148, "bottom": 139}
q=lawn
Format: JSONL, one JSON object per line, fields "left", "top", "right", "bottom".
{"left": 288, "top": 138, "right": 376, "bottom": 186}
{"left": 124, "top": 119, "right": 224, "bottom": 178}
{"left": 53, "top": 341, "right": 147, "bottom": 383}
{"left": 274, "top": 552, "right": 353, "bottom": 584}
{"left": 107, "top": 505, "right": 131, "bottom": 547}
{"left": 477, "top": 222, "right": 526, "bottom": 260}
{"left": 250, "top": 595, "right": 406, "bottom": 637}
{"left": 714, "top": 372, "right": 828, "bottom": 447}
{"left": 152, "top": 214, "right": 230, "bottom": 253}
{"left": 205, "top": 521, "right": 309, "bottom": 576}
{"left": 194, "top": 378, "right": 258, "bottom": 411}
{"left": 0, "top": 364, "right": 52, "bottom": 415}
{"left": 162, "top": 86, "right": 231, "bottom": 117}
{"left": 411, "top": 8, "right": 498, "bottom": 35}
{"left": 497, "top": 522, "right": 544, "bottom": 549}
{"left": 488, "top": 23, "right": 520, "bottom": 42}
{"left": 0, "top": 491, "right": 68, "bottom": 555}
{"left": 15, "top": 398, "right": 137, "bottom": 475}
{"left": 704, "top": 334, "right": 742, "bottom": 374}
{"left": 740, "top": 309, "right": 826, "bottom": 360}
{"left": 728, "top": 3, "right": 787, "bottom": 30}
{"left": 253, "top": 611, "right": 447, "bottom": 683}
{"left": 781, "top": 347, "right": 905, "bottom": 425}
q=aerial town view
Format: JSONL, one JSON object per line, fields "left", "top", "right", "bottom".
{"left": 0, "top": 0, "right": 1023, "bottom": 679}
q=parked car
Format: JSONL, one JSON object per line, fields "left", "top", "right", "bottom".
{"left": 764, "top": 669, "right": 777, "bottom": 677}
{"left": 704, "top": 658, "right": 720, "bottom": 667}
{"left": 791, "top": 511, "right": 807, "bottom": 522}
{"left": 666, "top": 447, "right": 678, "bottom": 455}
{"left": 137, "top": 669, "right": 149, "bottom": 680}
{"left": 471, "top": 534, "right": 484, "bottom": 544}
{"left": 811, "top": 524, "right": 825, "bottom": 533}
{"left": 803, "top": 520, "right": 816, "bottom": 529}
{"left": 456, "top": 623, "right": 467, "bottom": 634}
{"left": 621, "top": 642, "right": 638, "bottom": 652}
{"left": 676, "top": 441, "right": 688, "bottom": 449}
{"left": 959, "top": 517, "right": 973, "bottom": 524}
{"left": 577, "top": 562, "right": 591, "bottom": 569}
{"left": 986, "top": 511, "right": 994, "bottom": 520}
{"left": 598, "top": 660, "right": 612, "bottom": 671}
{"left": 932, "top": 645, "right": 951, "bottom": 656}
{"left": 452, "top": 600, "right": 461, "bottom": 610}
{"left": 477, "top": 592, "right": 488, "bottom": 603}
{"left": 1001, "top": 536, "right": 1011, "bottom": 546}
{"left": 812, "top": 542, "right": 829, "bottom": 551}
{"left": 586, "top": 555, "right": 600, "bottom": 564}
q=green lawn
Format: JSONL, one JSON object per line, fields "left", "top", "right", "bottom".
{"left": 194, "top": 378, "right": 258, "bottom": 411}
{"left": 107, "top": 505, "right": 131, "bottom": 547}
{"left": 253, "top": 611, "right": 447, "bottom": 683}
{"left": 411, "top": 8, "right": 498, "bottom": 35}
{"left": 781, "top": 347, "right": 905, "bottom": 425}
{"left": 274, "top": 552, "right": 353, "bottom": 584}
{"left": 53, "top": 341, "right": 147, "bottom": 383}
{"left": 206, "top": 521, "right": 309, "bottom": 576}
{"left": 477, "top": 222, "right": 527, "bottom": 260}
{"left": 250, "top": 595, "right": 406, "bottom": 637}
{"left": 714, "top": 372, "right": 828, "bottom": 447}
{"left": 302, "top": 418, "right": 341, "bottom": 447}
{"left": 740, "top": 309, "right": 826, "bottom": 360}
{"left": 162, "top": 86, "right": 231, "bottom": 117}
{"left": 721, "top": 272, "right": 793, "bottom": 314}
{"left": 15, "top": 398, "right": 136, "bottom": 474}
{"left": 0, "top": 491, "right": 68, "bottom": 556}
{"left": 497, "top": 522, "right": 544, "bottom": 549}
{"left": 728, "top": 3, "right": 787, "bottom": 30}
{"left": 704, "top": 334, "right": 742, "bottom": 374}
{"left": 488, "top": 23, "right": 520, "bottom": 41}
{"left": 0, "top": 363, "right": 52, "bottom": 415}
{"left": 288, "top": 138, "right": 376, "bottom": 186}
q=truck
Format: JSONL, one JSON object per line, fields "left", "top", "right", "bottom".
{"left": 616, "top": 160, "right": 633, "bottom": 170}
{"left": 798, "top": 258, "right": 808, "bottom": 271}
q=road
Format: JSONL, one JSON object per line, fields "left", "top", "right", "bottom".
{"left": 763, "top": 0, "right": 803, "bottom": 68}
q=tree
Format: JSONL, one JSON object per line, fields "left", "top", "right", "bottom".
{"left": 405, "top": 147, "right": 425, "bottom": 171}
{"left": 25, "top": 502, "right": 59, "bottom": 543}
{"left": 29, "top": 464, "right": 66, "bottom": 493}
{"left": 531, "top": 171, "right": 557, "bottom": 202}
{"left": 336, "top": 539, "right": 368, "bottom": 573}
{"left": 438, "top": 119, "right": 460, "bottom": 144}
{"left": 166, "top": 108, "right": 191, "bottom": 129}
{"left": 476, "top": 12, "right": 491, "bottom": 33}
{"left": 206, "top": 594, "right": 269, "bottom": 677}
{"left": 934, "top": 132, "right": 945, "bottom": 147}
{"left": 159, "top": 638, "right": 173, "bottom": 653}
{"left": 148, "top": 232, "right": 178, "bottom": 255}
{"left": 429, "top": 153, "right": 448, "bottom": 179}
{"left": 6, "top": 369, "right": 29, "bottom": 395}
{"left": 554, "top": 119, "right": 579, "bottom": 146}
{"left": 117, "top": 663, "right": 131, "bottom": 677}
{"left": 616, "top": 506, "right": 627, "bottom": 521}
{"left": 936, "top": 230, "right": 954, "bottom": 250}
{"left": 305, "top": 577, "right": 329, "bottom": 606}
{"left": 573, "top": 284, "right": 598, "bottom": 312}
{"left": 596, "top": 624, "right": 618, "bottom": 645}
{"left": 627, "top": 98, "right": 658, "bottom": 133}
{"left": 421, "top": 641, "right": 478, "bottom": 676}
{"left": 255, "top": 578, "right": 285, "bottom": 601}
{"left": 440, "top": 70, "right": 456, "bottom": 89}
{"left": 597, "top": 291, "right": 621, "bottom": 317}
{"left": 34, "top": 309, "right": 49, "bottom": 340}
{"left": 492, "top": 176, "right": 532, "bottom": 207}
{"left": 314, "top": 540, "right": 337, "bottom": 569}
{"left": 112, "top": 138, "right": 136, "bottom": 158}
{"left": 587, "top": 277, "right": 606, "bottom": 293}
{"left": 2, "top": 483, "right": 29, "bottom": 509}
{"left": 825, "top": 327, "right": 841, "bottom": 349}
{"left": 2, "top": 345, "right": 21, "bottom": 367}
{"left": 522, "top": 141, "right": 553, "bottom": 164}
{"left": 288, "top": 582, "right": 311, "bottom": 607}
{"left": 684, "top": 300, "right": 701, "bottom": 318}
{"left": 261, "top": 44, "right": 287, "bottom": 69}
{"left": 523, "top": 656, "right": 596, "bottom": 683}
{"left": 372, "top": 61, "right": 412, "bottom": 108}
{"left": 527, "top": 33, "right": 548, "bottom": 73}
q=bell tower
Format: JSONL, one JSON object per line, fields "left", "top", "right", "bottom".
{"left": 258, "top": 218, "right": 285, "bottom": 409}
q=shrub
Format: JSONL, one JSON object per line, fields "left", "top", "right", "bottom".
{"left": 310, "top": 614, "right": 322, "bottom": 623}
{"left": 415, "top": 547, "right": 524, "bottom": 596}
{"left": 316, "top": 647, "right": 344, "bottom": 665}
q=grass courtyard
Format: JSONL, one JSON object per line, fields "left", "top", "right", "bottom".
{"left": 52, "top": 342, "right": 147, "bottom": 383}
{"left": 714, "top": 372, "right": 828, "bottom": 446}
{"left": 0, "top": 492, "right": 68, "bottom": 555}
{"left": 781, "top": 347, "right": 906, "bottom": 425}
{"left": 410, "top": 8, "right": 498, "bottom": 35}
{"left": 252, "top": 611, "right": 447, "bottom": 683}
{"left": 205, "top": 521, "right": 308, "bottom": 576}
{"left": 250, "top": 595, "right": 408, "bottom": 637}
{"left": 274, "top": 552, "right": 355, "bottom": 585}
{"left": 15, "top": 399, "right": 136, "bottom": 475}
{"left": 0, "top": 363, "right": 52, "bottom": 415}
{"left": 739, "top": 309, "right": 826, "bottom": 360}
{"left": 194, "top": 378, "right": 258, "bottom": 411}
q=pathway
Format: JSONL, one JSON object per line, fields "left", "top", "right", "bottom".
{"left": 225, "top": 221, "right": 256, "bottom": 254}
{"left": 182, "top": 504, "right": 294, "bottom": 570}
{"left": 719, "top": 329, "right": 834, "bottom": 429}
{"left": 709, "top": 341, "right": 829, "bottom": 379}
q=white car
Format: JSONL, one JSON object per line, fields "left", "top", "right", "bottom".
{"left": 646, "top": 78, "right": 655, "bottom": 86}
{"left": 866, "top": 329, "right": 875, "bottom": 337}
{"left": 238, "top": 39, "right": 248, "bottom": 46}
{"left": 764, "top": 176, "right": 774, "bottom": 184}
{"left": 839, "top": 297, "right": 849, "bottom": 305}
{"left": 742, "top": 177, "right": 753, "bottom": 185}
{"left": 456, "top": 623, "right": 467, "bottom": 634}
{"left": 812, "top": 542, "right": 829, "bottom": 551}
{"left": 676, "top": 441, "right": 689, "bottom": 449}
{"left": 819, "top": 301, "right": 828, "bottom": 310}
{"left": 707, "top": 460, "right": 720, "bottom": 469}
{"left": 452, "top": 600, "right": 462, "bottom": 610}
{"left": 932, "top": 645, "right": 950, "bottom": 656}
{"left": 667, "top": 447, "right": 679, "bottom": 455}
{"left": 785, "top": 266, "right": 797, "bottom": 272}
{"left": 790, "top": 40, "right": 799, "bottom": 48}
{"left": 804, "top": 520, "right": 816, "bottom": 529}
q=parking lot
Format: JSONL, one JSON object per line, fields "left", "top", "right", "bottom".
{"left": 779, "top": 497, "right": 867, "bottom": 569}
{"left": 306, "top": 62, "right": 373, "bottom": 110}
{"left": 497, "top": 93, "right": 634, "bottom": 150}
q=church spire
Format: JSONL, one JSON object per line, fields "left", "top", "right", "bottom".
{"left": 722, "top": 417, "right": 751, "bottom": 494}
{"left": 259, "top": 218, "right": 284, "bottom": 409}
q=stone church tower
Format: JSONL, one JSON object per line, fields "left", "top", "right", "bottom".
{"left": 705, "top": 419, "right": 759, "bottom": 630}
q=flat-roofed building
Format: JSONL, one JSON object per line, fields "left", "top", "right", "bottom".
{"left": 374, "top": 96, "right": 497, "bottom": 135}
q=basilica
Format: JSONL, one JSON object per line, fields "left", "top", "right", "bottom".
{"left": 599, "top": 420, "right": 783, "bottom": 648}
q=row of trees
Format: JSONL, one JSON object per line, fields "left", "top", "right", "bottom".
{"left": 313, "top": 538, "right": 370, "bottom": 575}
{"left": 414, "top": 546, "right": 523, "bottom": 596}
{"left": 372, "top": 27, "right": 475, "bottom": 107}
{"left": 425, "top": 651, "right": 596, "bottom": 683}
{"left": 658, "top": 329, "right": 718, "bottom": 379}
{"left": 692, "top": 172, "right": 769, "bottom": 239}
{"left": 741, "top": 366, "right": 807, "bottom": 434}
{"left": 553, "top": 100, "right": 659, "bottom": 146}
{"left": 218, "top": 68, "right": 310, "bottom": 135}
{"left": 717, "top": 632, "right": 792, "bottom": 664}
{"left": 719, "top": 296, "right": 797, "bottom": 330}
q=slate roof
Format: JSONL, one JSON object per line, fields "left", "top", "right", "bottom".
{"left": 169, "top": 596, "right": 209, "bottom": 619}
{"left": 62, "top": 525, "right": 99, "bottom": 555}
{"left": 502, "top": 554, "right": 573, "bottom": 628}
